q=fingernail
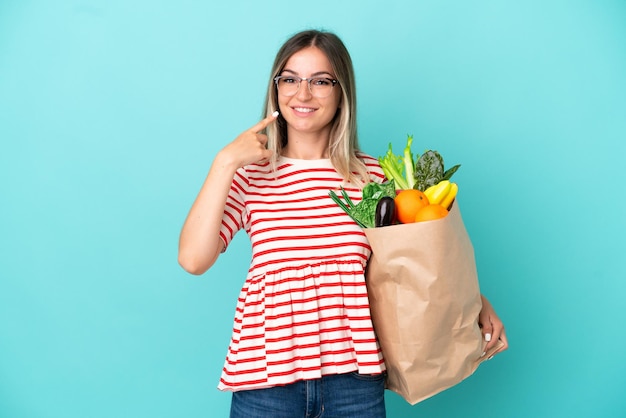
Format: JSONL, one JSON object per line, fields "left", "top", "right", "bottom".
{"left": 488, "top": 355, "right": 494, "bottom": 360}
{"left": 272, "top": 110, "right": 279, "bottom": 117}
{"left": 481, "top": 351, "right": 486, "bottom": 357}
{"left": 485, "top": 333, "right": 492, "bottom": 342}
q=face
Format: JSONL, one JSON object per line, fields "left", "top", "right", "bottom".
{"left": 276, "top": 46, "right": 342, "bottom": 141}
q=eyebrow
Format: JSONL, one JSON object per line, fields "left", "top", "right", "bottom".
{"left": 281, "top": 69, "right": 336, "bottom": 78}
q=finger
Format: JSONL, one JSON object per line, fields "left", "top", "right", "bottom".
{"left": 483, "top": 333, "right": 497, "bottom": 353}
{"left": 256, "top": 133, "right": 268, "bottom": 145}
{"left": 479, "top": 314, "right": 499, "bottom": 354}
{"left": 480, "top": 320, "right": 493, "bottom": 345}
{"left": 250, "top": 110, "right": 279, "bottom": 133}
{"left": 494, "top": 329, "right": 509, "bottom": 353}
{"left": 485, "top": 323, "right": 507, "bottom": 354}
{"left": 485, "top": 333, "right": 508, "bottom": 360}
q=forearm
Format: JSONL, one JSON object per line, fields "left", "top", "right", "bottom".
{"left": 179, "top": 113, "right": 277, "bottom": 274}
{"left": 178, "top": 151, "right": 239, "bottom": 275}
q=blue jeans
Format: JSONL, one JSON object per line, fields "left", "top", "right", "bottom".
{"left": 229, "top": 372, "right": 386, "bottom": 418}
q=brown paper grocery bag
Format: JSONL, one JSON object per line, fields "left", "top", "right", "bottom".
{"left": 364, "top": 202, "right": 502, "bottom": 405}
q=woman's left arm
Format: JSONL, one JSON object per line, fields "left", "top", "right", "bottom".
{"left": 479, "top": 295, "right": 509, "bottom": 357}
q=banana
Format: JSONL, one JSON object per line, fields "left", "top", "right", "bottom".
{"left": 440, "top": 182, "right": 458, "bottom": 209}
{"left": 423, "top": 180, "right": 451, "bottom": 205}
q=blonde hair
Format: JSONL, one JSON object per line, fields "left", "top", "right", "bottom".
{"left": 262, "top": 30, "right": 369, "bottom": 187}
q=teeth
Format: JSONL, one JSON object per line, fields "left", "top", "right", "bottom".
{"left": 294, "top": 107, "right": 314, "bottom": 113}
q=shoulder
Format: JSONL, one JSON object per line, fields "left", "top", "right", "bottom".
{"left": 237, "top": 160, "right": 273, "bottom": 179}
{"left": 231, "top": 161, "right": 274, "bottom": 192}
{"left": 356, "top": 152, "right": 386, "bottom": 183}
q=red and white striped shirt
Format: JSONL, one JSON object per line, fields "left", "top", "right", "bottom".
{"left": 217, "top": 154, "right": 386, "bottom": 391}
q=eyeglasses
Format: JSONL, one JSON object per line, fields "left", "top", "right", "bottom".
{"left": 274, "top": 75, "right": 339, "bottom": 98}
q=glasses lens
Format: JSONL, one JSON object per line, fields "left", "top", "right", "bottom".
{"left": 275, "top": 76, "right": 299, "bottom": 97}
{"left": 309, "top": 77, "right": 335, "bottom": 98}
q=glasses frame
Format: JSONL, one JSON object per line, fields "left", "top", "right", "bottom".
{"left": 273, "top": 75, "right": 339, "bottom": 98}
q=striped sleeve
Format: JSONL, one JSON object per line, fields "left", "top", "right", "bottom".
{"left": 219, "top": 167, "right": 249, "bottom": 249}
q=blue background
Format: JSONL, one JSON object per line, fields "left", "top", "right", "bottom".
{"left": 1, "top": 1, "right": 625, "bottom": 417}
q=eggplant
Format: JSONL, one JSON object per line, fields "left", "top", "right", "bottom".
{"left": 375, "top": 196, "right": 395, "bottom": 227}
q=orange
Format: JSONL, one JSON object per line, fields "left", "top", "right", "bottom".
{"left": 394, "top": 189, "right": 430, "bottom": 224}
{"left": 414, "top": 204, "right": 449, "bottom": 222}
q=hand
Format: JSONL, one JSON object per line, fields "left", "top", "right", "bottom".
{"left": 219, "top": 112, "right": 278, "bottom": 169}
{"left": 479, "top": 295, "right": 508, "bottom": 358}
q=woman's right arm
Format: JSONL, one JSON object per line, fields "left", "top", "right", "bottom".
{"left": 178, "top": 113, "right": 278, "bottom": 275}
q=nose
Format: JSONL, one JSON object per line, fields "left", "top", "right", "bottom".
{"left": 295, "top": 79, "right": 313, "bottom": 100}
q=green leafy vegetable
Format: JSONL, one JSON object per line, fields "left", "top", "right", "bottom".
{"left": 379, "top": 134, "right": 461, "bottom": 191}
{"left": 362, "top": 180, "right": 396, "bottom": 200}
{"left": 378, "top": 136, "right": 419, "bottom": 190}
{"left": 402, "top": 135, "right": 416, "bottom": 189}
{"left": 442, "top": 164, "right": 461, "bottom": 181}
{"left": 414, "top": 150, "right": 443, "bottom": 191}
{"left": 329, "top": 181, "right": 396, "bottom": 228}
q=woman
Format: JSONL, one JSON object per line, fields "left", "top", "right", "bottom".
{"left": 179, "top": 29, "right": 507, "bottom": 418}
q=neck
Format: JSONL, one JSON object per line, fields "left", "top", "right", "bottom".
{"left": 282, "top": 132, "right": 330, "bottom": 160}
